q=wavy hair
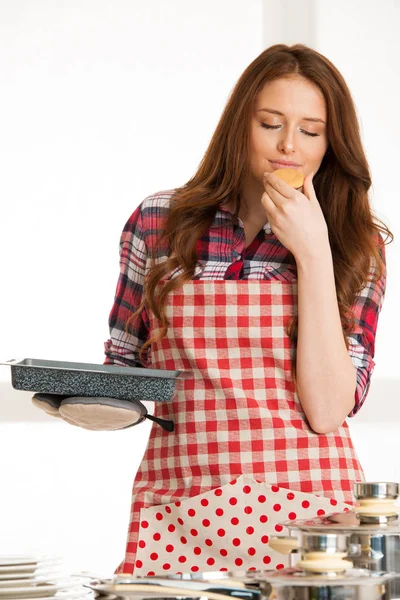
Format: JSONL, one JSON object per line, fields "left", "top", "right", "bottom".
{"left": 132, "top": 44, "right": 393, "bottom": 375}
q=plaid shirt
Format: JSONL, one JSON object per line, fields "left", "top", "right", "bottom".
{"left": 104, "top": 190, "right": 386, "bottom": 417}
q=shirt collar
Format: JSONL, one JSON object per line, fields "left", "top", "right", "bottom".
{"left": 218, "top": 202, "right": 272, "bottom": 235}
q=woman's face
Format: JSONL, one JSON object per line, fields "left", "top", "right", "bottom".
{"left": 248, "top": 76, "right": 329, "bottom": 184}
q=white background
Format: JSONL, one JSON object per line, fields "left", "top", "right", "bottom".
{"left": 0, "top": 0, "right": 399, "bottom": 576}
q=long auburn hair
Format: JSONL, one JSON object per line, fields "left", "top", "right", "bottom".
{"left": 133, "top": 44, "right": 393, "bottom": 372}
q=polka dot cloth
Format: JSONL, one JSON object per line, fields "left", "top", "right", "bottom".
{"left": 134, "top": 475, "right": 350, "bottom": 575}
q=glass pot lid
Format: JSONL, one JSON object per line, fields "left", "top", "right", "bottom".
{"left": 282, "top": 510, "right": 400, "bottom": 534}
{"left": 256, "top": 568, "right": 398, "bottom": 587}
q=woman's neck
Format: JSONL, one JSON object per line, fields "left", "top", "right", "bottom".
{"left": 239, "top": 176, "right": 268, "bottom": 226}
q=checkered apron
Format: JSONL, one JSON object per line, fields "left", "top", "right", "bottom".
{"left": 117, "top": 280, "right": 363, "bottom": 575}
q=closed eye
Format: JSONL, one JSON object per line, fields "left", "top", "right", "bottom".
{"left": 261, "top": 123, "right": 320, "bottom": 138}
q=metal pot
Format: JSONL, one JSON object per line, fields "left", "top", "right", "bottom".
{"left": 269, "top": 531, "right": 356, "bottom": 569}
{"left": 282, "top": 482, "right": 400, "bottom": 600}
{"left": 348, "top": 483, "right": 400, "bottom": 599}
{"left": 266, "top": 569, "right": 395, "bottom": 600}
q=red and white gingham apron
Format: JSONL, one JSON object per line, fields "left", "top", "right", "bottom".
{"left": 117, "top": 280, "right": 363, "bottom": 575}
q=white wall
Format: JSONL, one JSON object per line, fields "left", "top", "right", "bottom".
{"left": 0, "top": 0, "right": 264, "bottom": 366}
{"left": 0, "top": 0, "right": 265, "bottom": 575}
{"left": 315, "top": 0, "right": 400, "bottom": 379}
{"left": 1, "top": 0, "right": 399, "bottom": 577}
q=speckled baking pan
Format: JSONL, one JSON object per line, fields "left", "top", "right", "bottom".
{"left": 2, "top": 358, "right": 186, "bottom": 402}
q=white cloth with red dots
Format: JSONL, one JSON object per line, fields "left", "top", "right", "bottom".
{"left": 133, "top": 475, "right": 351, "bottom": 575}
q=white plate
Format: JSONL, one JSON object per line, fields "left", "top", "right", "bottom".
{"left": 0, "top": 574, "right": 65, "bottom": 589}
{"left": 0, "top": 574, "right": 33, "bottom": 581}
{"left": 0, "top": 558, "right": 61, "bottom": 568}
{"left": 0, "top": 583, "right": 58, "bottom": 598}
{"left": 0, "top": 559, "right": 37, "bottom": 568}
{"left": 0, "top": 562, "right": 62, "bottom": 575}
{"left": 0, "top": 580, "right": 60, "bottom": 590}
{"left": 0, "top": 569, "right": 63, "bottom": 582}
{"left": 0, "top": 575, "right": 34, "bottom": 582}
{"left": 10, "top": 591, "right": 94, "bottom": 600}
{"left": 0, "top": 566, "right": 36, "bottom": 576}
{"left": 11, "top": 595, "right": 93, "bottom": 600}
{"left": 0, "top": 577, "right": 87, "bottom": 597}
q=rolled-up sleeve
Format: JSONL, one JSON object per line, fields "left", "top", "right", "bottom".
{"left": 104, "top": 204, "right": 151, "bottom": 368}
{"left": 347, "top": 239, "right": 387, "bottom": 416}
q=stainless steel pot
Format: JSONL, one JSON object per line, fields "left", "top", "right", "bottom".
{"left": 354, "top": 483, "right": 399, "bottom": 502}
{"left": 282, "top": 482, "right": 400, "bottom": 600}
{"left": 300, "top": 532, "right": 350, "bottom": 555}
{"left": 266, "top": 569, "right": 396, "bottom": 600}
{"left": 269, "top": 531, "right": 355, "bottom": 567}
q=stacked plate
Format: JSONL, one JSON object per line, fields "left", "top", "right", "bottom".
{"left": 0, "top": 556, "right": 94, "bottom": 600}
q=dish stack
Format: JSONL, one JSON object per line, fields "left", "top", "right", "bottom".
{"left": 0, "top": 556, "right": 94, "bottom": 600}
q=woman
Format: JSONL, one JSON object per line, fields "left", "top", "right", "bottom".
{"left": 104, "top": 44, "right": 391, "bottom": 575}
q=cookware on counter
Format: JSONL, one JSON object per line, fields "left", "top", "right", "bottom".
{"left": 86, "top": 482, "right": 400, "bottom": 600}
{"left": 272, "top": 482, "right": 400, "bottom": 599}
{"left": 86, "top": 566, "right": 398, "bottom": 600}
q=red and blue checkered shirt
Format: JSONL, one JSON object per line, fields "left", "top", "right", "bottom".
{"left": 104, "top": 190, "right": 386, "bottom": 417}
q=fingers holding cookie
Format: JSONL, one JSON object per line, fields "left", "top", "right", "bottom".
{"left": 273, "top": 167, "right": 305, "bottom": 189}
{"left": 263, "top": 168, "right": 305, "bottom": 206}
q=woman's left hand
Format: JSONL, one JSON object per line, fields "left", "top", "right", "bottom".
{"left": 261, "top": 171, "right": 330, "bottom": 261}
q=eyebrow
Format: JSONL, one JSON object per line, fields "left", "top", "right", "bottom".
{"left": 257, "top": 108, "right": 326, "bottom": 124}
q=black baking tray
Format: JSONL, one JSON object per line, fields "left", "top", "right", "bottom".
{"left": 2, "top": 358, "right": 187, "bottom": 403}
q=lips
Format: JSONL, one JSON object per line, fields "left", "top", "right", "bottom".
{"left": 269, "top": 160, "right": 301, "bottom": 169}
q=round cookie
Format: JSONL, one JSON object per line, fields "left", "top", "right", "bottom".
{"left": 354, "top": 504, "right": 399, "bottom": 517}
{"left": 356, "top": 498, "right": 399, "bottom": 516}
{"left": 296, "top": 558, "right": 353, "bottom": 574}
{"left": 273, "top": 167, "right": 304, "bottom": 189}
{"left": 304, "top": 552, "right": 348, "bottom": 561}
{"left": 269, "top": 536, "right": 299, "bottom": 555}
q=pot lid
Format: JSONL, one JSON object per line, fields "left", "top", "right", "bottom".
{"left": 258, "top": 568, "right": 398, "bottom": 587}
{"left": 283, "top": 510, "right": 400, "bottom": 534}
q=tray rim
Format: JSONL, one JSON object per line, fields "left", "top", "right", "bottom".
{"left": 2, "top": 358, "right": 187, "bottom": 379}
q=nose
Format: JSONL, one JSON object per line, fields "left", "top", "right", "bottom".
{"left": 277, "top": 132, "right": 295, "bottom": 154}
